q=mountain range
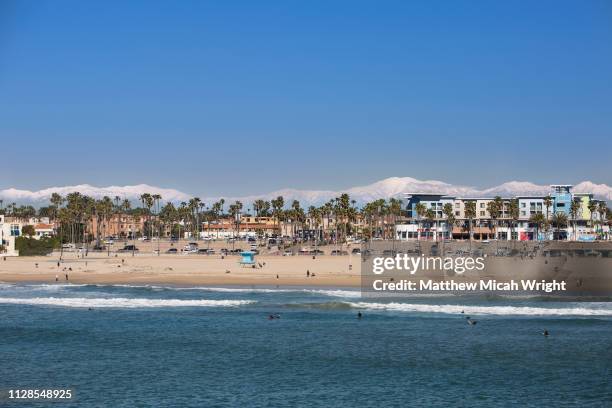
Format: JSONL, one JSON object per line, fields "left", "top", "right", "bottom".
{"left": 1, "top": 177, "right": 610, "bottom": 207}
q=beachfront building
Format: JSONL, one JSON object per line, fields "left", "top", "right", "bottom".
{"left": 396, "top": 185, "right": 609, "bottom": 241}
{"left": 0, "top": 215, "right": 21, "bottom": 256}
{"left": 399, "top": 194, "right": 456, "bottom": 240}
{"left": 88, "top": 214, "right": 147, "bottom": 240}
{"left": 551, "top": 185, "right": 573, "bottom": 216}
{"left": 24, "top": 217, "right": 55, "bottom": 239}
{"left": 33, "top": 222, "right": 54, "bottom": 239}
{"left": 514, "top": 196, "right": 548, "bottom": 241}
{"left": 202, "top": 216, "right": 279, "bottom": 239}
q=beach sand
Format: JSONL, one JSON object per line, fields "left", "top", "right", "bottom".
{"left": 0, "top": 252, "right": 362, "bottom": 287}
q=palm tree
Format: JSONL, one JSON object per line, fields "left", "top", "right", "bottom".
{"left": 188, "top": 197, "right": 201, "bottom": 239}
{"left": 552, "top": 212, "right": 568, "bottom": 240}
{"left": 530, "top": 213, "right": 545, "bottom": 241}
{"left": 588, "top": 200, "right": 598, "bottom": 235}
{"left": 271, "top": 196, "right": 284, "bottom": 237}
{"left": 442, "top": 203, "right": 455, "bottom": 241}
{"left": 508, "top": 198, "right": 519, "bottom": 241}
{"left": 152, "top": 194, "right": 162, "bottom": 252}
{"left": 543, "top": 195, "right": 553, "bottom": 240}
{"left": 228, "top": 201, "right": 243, "bottom": 241}
{"left": 486, "top": 197, "right": 502, "bottom": 240}
{"left": 308, "top": 205, "right": 322, "bottom": 244}
{"left": 388, "top": 198, "right": 402, "bottom": 242}
{"left": 425, "top": 208, "right": 435, "bottom": 240}
{"left": 570, "top": 200, "right": 581, "bottom": 241}
{"left": 113, "top": 195, "right": 121, "bottom": 239}
{"left": 414, "top": 203, "right": 427, "bottom": 240}
{"left": 140, "top": 193, "right": 154, "bottom": 239}
{"left": 211, "top": 200, "right": 225, "bottom": 239}
{"left": 597, "top": 201, "right": 608, "bottom": 238}
{"left": 464, "top": 201, "right": 476, "bottom": 243}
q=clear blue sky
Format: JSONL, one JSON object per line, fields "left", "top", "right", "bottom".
{"left": 1, "top": 0, "right": 611, "bottom": 196}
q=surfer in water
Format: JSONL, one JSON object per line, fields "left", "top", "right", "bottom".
{"left": 466, "top": 317, "right": 477, "bottom": 325}
{"left": 357, "top": 312, "right": 362, "bottom": 319}
{"left": 543, "top": 330, "right": 549, "bottom": 337}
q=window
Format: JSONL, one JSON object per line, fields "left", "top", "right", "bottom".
{"left": 480, "top": 203, "right": 485, "bottom": 208}
{"left": 455, "top": 211, "right": 460, "bottom": 216}
{"left": 521, "top": 203, "right": 526, "bottom": 208}
{"left": 521, "top": 211, "right": 526, "bottom": 216}
{"left": 480, "top": 211, "right": 485, "bottom": 216}
{"left": 10, "top": 225, "right": 20, "bottom": 236}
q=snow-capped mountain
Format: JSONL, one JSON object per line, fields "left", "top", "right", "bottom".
{"left": 1, "top": 177, "right": 610, "bottom": 207}
{"left": 0, "top": 184, "right": 190, "bottom": 204}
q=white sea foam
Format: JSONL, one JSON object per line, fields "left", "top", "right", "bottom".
{"left": 97, "top": 285, "right": 362, "bottom": 297}
{"left": 302, "top": 289, "right": 362, "bottom": 298}
{"left": 188, "top": 287, "right": 363, "bottom": 298}
{"left": 0, "top": 297, "right": 255, "bottom": 309}
{"left": 348, "top": 302, "right": 612, "bottom": 316}
{"left": 188, "top": 287, "right": 294, "bottom": 293}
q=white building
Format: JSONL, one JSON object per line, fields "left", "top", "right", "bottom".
{"left": 0, "top": 215, "right": 21, "bottom": 256}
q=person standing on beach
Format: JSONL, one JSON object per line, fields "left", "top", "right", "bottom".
{"left": 55, "top": 274, "right": 58, "bottom": 282}
{"left": 65, "top": 273, "right": 69, "bottom": 281}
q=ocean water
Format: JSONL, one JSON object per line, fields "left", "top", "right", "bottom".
{"left": 1, "top": 283, "right": 611, "bottom": 407}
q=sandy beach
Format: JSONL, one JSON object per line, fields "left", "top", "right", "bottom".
{"left": 0, "top": 248, "right": 361, "bottom": 287}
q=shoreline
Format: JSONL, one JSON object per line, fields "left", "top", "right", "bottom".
{"left": 0, "top": 253, "right": 362, "bottom": 288}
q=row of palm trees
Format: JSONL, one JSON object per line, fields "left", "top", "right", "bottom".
{"left": 29, "top": 192, "right": 403, "bottom": 244}
{"left": 2, "top": 192, "right": 610, "bottom": 244}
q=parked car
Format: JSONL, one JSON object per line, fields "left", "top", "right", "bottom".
{"left": 310, "top": 249, "right": 324, "bottom": 255}
{"left": 283, "top": 250, "right": 294, "bottom": 256}
{"left": 119, "top": 245, "right": 138, "bottom": 252}
{"left": 166, "top": 248, "right": 178, "bottom": 254}
{"left": 197, "top": 248, "right": 215, "bottom": 255}
{"left": 351, "top": 248, "right": 361, "bottom": 255}
{"left": 331, "top": 250, "right": 348, "bottom": 256}
{"left": 184, "top": 243, "right": 198, "bottom": 251}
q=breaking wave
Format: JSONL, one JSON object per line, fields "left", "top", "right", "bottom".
{"left": 0, "top": 297, "right": 255, "bottom": 309}
{"left": 347, "top": 302, "right": 612, "bottom": 316}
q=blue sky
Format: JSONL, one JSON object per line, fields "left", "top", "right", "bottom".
{"left": 1, "top": 0, "right": 611, "bottom": 196}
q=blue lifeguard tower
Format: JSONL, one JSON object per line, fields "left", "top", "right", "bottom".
{"left": 239, "top": 251, "right": 256, "bottom": 268}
